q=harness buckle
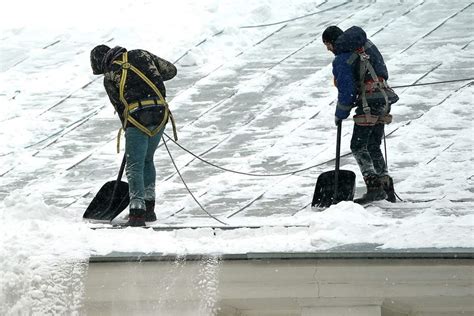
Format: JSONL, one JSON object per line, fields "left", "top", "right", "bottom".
{"left": 121, "top": 62, "right": 131, "bottom": 69}
{"left": 357, "top": 47, "right": 370, "bottom": 61}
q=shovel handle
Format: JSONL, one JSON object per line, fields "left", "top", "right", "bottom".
{"left": 106, "top": 153, "right": 127, "bottom": 216}
{"left": 334, "top": 121, "right": 342, "bottom": 202}
{"left": 116, "top": 153, "right": 127, "bottom": 182}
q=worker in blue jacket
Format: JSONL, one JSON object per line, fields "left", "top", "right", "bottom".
{"left": 322, "top": 26, "right": 399, "bottom": 203}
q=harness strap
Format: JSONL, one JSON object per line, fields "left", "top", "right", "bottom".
{"left": 353, "top": 113, "right": 392, "bottom": 126}
{"left": 358, "top": 52, "right": 371, "bottom": 115}
{"left": 346, "top": 41, "right": 373, "bottom": 65}
{"left": 347, "top": 40, "right": 389, "bottom": 115}
{"left": 128, "top": 99, "right": 165, "bottom": 113}
{"left": 353, "top": 114, "right": 379, "bottom": 126}
{"left": 365, "top": 60, "right": 389, "bottom": 114}
{"left": 113, "top": 52, "right": 178, "bottom": 152}
{"left": 378, "top": 113, "right": 392, "bottom": 124}
{"left": 116, "top": 127, "right": 123, "bottom": 153}
{"left": 364, "top": 76, "right": 387, "bottom": 92}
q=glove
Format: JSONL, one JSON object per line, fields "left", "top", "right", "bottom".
{"left": 334, "top": 116, "right": 342, "bottom": 126}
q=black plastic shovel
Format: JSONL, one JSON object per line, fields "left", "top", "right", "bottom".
{"left": 83, "top": 154, "right": 129, "bottom": 221}
{"left": 311, "top": 121, "right": 356, "bottom": 208}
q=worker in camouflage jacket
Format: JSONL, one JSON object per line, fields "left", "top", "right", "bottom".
{"left": 322, "top": 26, "right": 398, "bottom": 204}
{"left": 90, "top": 45, "right": 177, "bottom": 226}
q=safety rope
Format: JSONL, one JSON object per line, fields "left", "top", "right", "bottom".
{"left": 163, "top": 137, "right": 228, "bottom": 225}
{"left": 139, "top": 76, "right": 474, "bottom": 219}
{"left": 391, "top": 77, "right": 474, "bottom": 89}
{"left": 163, "top": 132, "right": 331, "bottom": 177}
{"left": 382, "top": 78, "right": 473, "bottom": 201}
{"left": 159, "top": 76, "right": 473, "bottom": 211}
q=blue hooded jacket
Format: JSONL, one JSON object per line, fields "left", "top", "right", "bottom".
{"left": 332, "top": 26, "right": 389, "bottom": 119}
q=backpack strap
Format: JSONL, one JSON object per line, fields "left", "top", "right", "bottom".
{"left": 113, "top": 52, "right": 178, "bottom": 141}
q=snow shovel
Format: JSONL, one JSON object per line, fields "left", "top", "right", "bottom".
{"left": 311, "top": 120, "right": 356, "bottom": 208}
{"left": 83, "top": 154, "right": 129, "bottom": 221}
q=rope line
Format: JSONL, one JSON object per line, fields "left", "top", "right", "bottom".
{"left": 163, "top": 77, "right": 473, "bottom": 179}
{"left": 163, "top": 137, "right": 228, "bottom": 225}
{"left": 159, "top": 76, "right": 471, "bottom": 213}
{"left": 391, "top": 77, "right": 474, "bottom": 89}
{"left": 239, "top": 2, "right": 350, "bottom": 29}
{"left": 163, "top": 132, "right": 329, "bottom": 177}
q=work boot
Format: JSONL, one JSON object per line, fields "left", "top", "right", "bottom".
{"left": 379, "top": 175, "right": 396, "bottom": 203}
{"left": 125, "top": 208, "right": 146, "bottom": 227}
{"left": 354, "top": 175, "right": 387, "bottom": 204}
{"left": 144, "top": 200, "right": 157, "bottom": 222}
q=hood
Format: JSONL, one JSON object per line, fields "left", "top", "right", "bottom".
{"left": 102, "top": 46, "right": 127, "bottom": 72}
{"left": 334, "top": 26, "right": 367, "bottom": 54}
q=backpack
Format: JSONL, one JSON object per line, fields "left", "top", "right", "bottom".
{"left": 347, "top": 41, "right": 399, "bottom": 126}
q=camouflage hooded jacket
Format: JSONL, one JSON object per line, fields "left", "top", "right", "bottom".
{"left": 102, "top": 46, "right": 177, "bottom": 126}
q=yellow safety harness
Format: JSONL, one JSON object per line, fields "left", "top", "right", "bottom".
{"left": 113, "top": 52, "right": 177, "bottom": 152}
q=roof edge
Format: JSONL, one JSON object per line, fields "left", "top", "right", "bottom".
{"left": 89, "top": 249, "right": 474, "bottom": 263}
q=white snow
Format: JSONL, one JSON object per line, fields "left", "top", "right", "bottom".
{"left": 0, "top": 0, "right": 473, "bottom": 314}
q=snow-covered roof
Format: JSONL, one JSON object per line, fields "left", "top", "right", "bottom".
{"left": 1, "top": 0, "right": 473, "bottom": 313}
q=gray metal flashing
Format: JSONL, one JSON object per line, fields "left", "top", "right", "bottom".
{"left": 89, "top": 248, "right": 474, "bottom": 263}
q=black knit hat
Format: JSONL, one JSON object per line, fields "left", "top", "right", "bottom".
{"left": 90, "top": 45, "right": 110, "bottom": 75}
{"left": 322, "top": 26, "right": 343, "bottom": 44}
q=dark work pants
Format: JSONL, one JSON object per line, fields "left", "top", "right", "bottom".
{"left": 350, "top": 122, "right": 388, "bottom": 177}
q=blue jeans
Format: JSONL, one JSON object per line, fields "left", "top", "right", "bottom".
{"left": 125, "top": 126, "right": 165, "bottom": 210}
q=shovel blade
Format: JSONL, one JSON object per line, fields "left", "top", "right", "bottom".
{"left": 83, "top": 180, "right": 130, "bottom": 221}
{"left": 311, "top": 170, "right": 356, "bottom": 208}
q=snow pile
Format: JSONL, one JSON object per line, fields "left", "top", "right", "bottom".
{"left": 0, "top": 193, "right": 89, "bottom": 315}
